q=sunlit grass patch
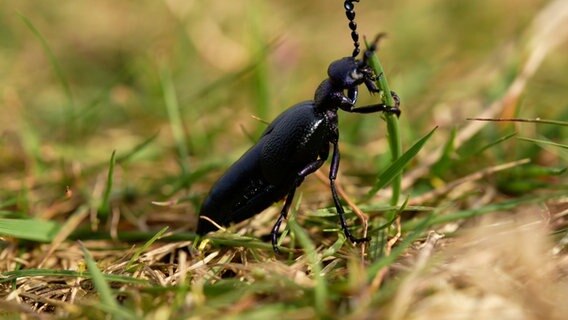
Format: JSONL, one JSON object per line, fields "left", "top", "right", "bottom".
{"left": 0, "top": 0, "right": 566, "bottom": 318}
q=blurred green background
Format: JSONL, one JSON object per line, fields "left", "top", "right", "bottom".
{"left": 0, "top": 0, "right": 565, "bottom": 219}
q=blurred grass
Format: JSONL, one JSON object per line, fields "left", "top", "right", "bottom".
{"left": 0, "top": 0, "right": 567, "bottom": 318}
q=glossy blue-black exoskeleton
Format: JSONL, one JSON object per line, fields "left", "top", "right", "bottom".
{"left": 197, "top": 1, "right": 400, "bottom": 252}
{"left": 197, "top": 42, "right": 400, "bottom": 252}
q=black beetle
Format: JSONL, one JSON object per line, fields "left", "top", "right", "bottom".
{"left": 196, "top": 38, "right": 400, "bottom": 252}
{"left": 197, "top": 0, "right": 400, "bottom": 252}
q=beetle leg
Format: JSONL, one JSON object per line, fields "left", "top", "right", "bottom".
{"left": 363, "top": 76, "right": 381, "bottom": 93}
{"left": 334, "top": 90, "right": 357, "bottom": 112}
{"left": 271, "top": 186, "right": 297, "bottom": 253}
{"left": 347, "top": 87, "right": 359, "bottom": 104}
{"left": 346, "top": 91, "right": 401, "bottom": 117}
{"left": 271, "top": 158, "right": 326, "bottom": 253}
{"left": 329, "top": 141, "right": 369, "bottom": 244}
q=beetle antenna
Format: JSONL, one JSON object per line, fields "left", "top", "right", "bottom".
{"left": 344, "top": 0, "right": 361, "bottom": 58}
{"left": 363, "top": 33, "right": 387, "bottom": 64}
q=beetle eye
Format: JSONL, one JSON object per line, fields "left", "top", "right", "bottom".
{"left": 350, "top": 70, "right": 363, "bottom": 80}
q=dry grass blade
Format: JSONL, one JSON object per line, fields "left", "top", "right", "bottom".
{"left": 38, "top": 206, "right": 89, "bottom": 268}
{"left": 79, "top": 241, "right": 136, "bottom": 319}
{"left": 388, "top": 231, "right": 444, "bottom": 320}
{"left": 315, "top": 169, "right": 369, "bottom": 258}
{"left": 1, "top": 1, "right": 565, "bottom": 318}
{"left": 125, "top": 226, "right": 169, "bottom": 271}
{"left": 388, "top": 213, "right": 568, "bottom": 320}
{"left": 468, "top": 118, "right": 568, "bottom": 126}
{"left": 410, "top": 158, "right": 531, "bottom": 205}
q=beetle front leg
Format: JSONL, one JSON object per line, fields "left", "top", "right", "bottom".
{"left": 347, "top": 91, "right": 401, "bottom": 117}
{"left": 347, "top": 87, "right": 359, "bottom": 104}
{"left": 335, "top": 88, "right": 358, "bottom": 112}
{"left": 363, "top": 76, "right": 381, "bottom": 94}
{"left": 329, "top": 141, "right": 369, "bottom": 244}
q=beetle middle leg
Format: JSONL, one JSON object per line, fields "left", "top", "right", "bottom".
{"left": 329, "top": 141, "right": 369, "bottom": 244}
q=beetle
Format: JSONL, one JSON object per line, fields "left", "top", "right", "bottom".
{"left": 196, "top": 0, "right": 400, "bottom": 252}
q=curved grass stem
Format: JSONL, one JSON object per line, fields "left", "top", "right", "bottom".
{"left": 365, "top": 41, "right": 402, "bottom": 210}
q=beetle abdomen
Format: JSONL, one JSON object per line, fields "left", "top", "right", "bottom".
{"left": 196, "top": 141, "right": 290, "bottom": 235}
{"left": 197, "top": 102, "right": 331, "bottom": 236}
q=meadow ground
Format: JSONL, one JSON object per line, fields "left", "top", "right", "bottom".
{"left": 1, "top": 1, "right": 567, "bottom": 319}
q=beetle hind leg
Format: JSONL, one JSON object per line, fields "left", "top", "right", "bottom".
{"left": 271, "top": 159, "right": 327, "bottom": 253}
{"left": 271, "top": 186, "right": 297, "bottom": 253}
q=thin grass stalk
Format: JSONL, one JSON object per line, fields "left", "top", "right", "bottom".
{"left": 161, "top": 65, "right": 190, "bottom": 175}
{"left": 365, "top": 41, "right": 401, "bottom": 211}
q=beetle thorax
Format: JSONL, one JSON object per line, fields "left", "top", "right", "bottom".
{"left": 313, "top": 79, "right": 341, "bottom": 111}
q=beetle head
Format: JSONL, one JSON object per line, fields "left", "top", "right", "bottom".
{"left": 327, "top": 56, "right": 374, "bottom": 89}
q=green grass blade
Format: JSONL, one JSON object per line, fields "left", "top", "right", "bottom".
{"left": 321, "top": 235, "right": 346, "bottom": 258}
{"left": 468, "top": 117, "right": 568, "bottom": 126}
{"left": 365, "top": 38, "right": 401, "bottom": 206}
{"left": 518, "top": 137, "right": 568, "bottom": 150}
{"left": 368, "top": 197, "right": 409, "bottom": 262}
{"left": 207, "top": 234, "right": 292, "bottom": 252}
{"left": 365, "top": 127, "right": 438, "bottom": 200}
{"left": 248, "top": 0, "right": 271, "bottom": 137}
{"left": 18, "top": 13, "right": 73, "bottom": 108}
{"left": 160, "top": 65, "right": 190, "bottom": 175}
{"left": 370, "top": 197, "right": 409, "bottom": 234}
{"left": 385, "top": 114, "right": 402, "bottom": 206}
{"left": 126, "top": 226, "right": 169, "bottom": 271}
{"left": 115, "top": 132, "right": 160, "bottom": 164}
{"left": 0, "top": 218, "right": 61, "bottom": 242}
{"left": 0, "top": 198, "right": 18, "bottom": 209}
{"left": 99, "top": 150, "right": 117, "bottom": 220}
{"left": 80, "top": 242, "right": 136, "bottom": 319}
{"left": 288, "top": 219, "right": 328, "bottom": 317}
{"left": 464, "top": 131, "right": 517, "bottom": 157}
{"left": 69, "top": 230, "right": 198, "bottom": 242}
{"left": 365, "top": 37, "right": 396, "bottom": 112}
{"left": 80, "top": 242, "right": 117, "bottom": 306}
{"left": 402, "top": 191, "right": 566, "bottom": 231}
{"left": 92, "top": 303, "right": 137, "bottom": 320}
{"left": 366, "top": 214, "right": 432, "bottom": 282}
{"left": 432, "top": 128, "right": 456, "bottom": 177}
{"left": 162, "top": 161, "right": 221, "bottom": 197}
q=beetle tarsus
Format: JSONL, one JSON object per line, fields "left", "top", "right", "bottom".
{"left": 388, "top": 91, "right": 402, "bottom": 117}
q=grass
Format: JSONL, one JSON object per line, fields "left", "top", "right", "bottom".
{"left": 1, "top": 0, "right": 567, "bottom": 319}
